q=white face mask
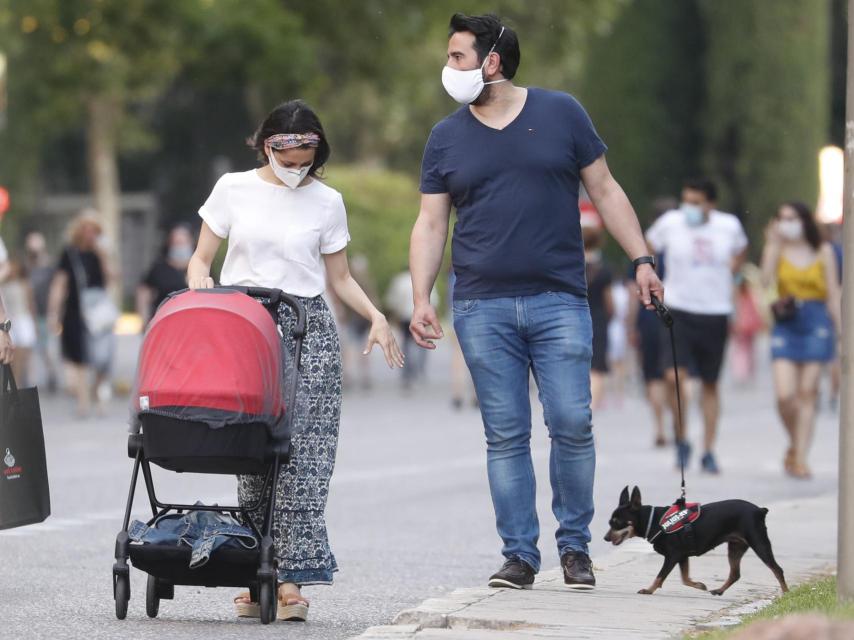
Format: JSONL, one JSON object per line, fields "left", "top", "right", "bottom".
{"left": 268, "top": 151, "right": 311, "bottom": 189}
{"left": 442, "top": 26, "right": 507, "bottom": 104}
{"left": 778, "top": 219, "right": 803, "bottom": 241}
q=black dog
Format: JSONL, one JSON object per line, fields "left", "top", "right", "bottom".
{"left": 604, "top": 486, "right": 788, "bottom": 596}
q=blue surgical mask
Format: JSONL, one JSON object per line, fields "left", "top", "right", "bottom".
{"left": 681, "top": 203, "right": 705, "bottom": 227}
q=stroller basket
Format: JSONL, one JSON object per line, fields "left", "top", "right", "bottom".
{"left": 113, "top": 286, "right": 306, "bottom": 624}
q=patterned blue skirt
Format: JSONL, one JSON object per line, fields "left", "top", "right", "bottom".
{"left": 238, "top": 295, "right": 341, "bottom": 585}
{"left": 771, "top": 300, "right": 835, "bottom": 363}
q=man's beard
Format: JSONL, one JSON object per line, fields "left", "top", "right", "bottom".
{"left": 470, "top": 82, "right": 494, "bottom": 106}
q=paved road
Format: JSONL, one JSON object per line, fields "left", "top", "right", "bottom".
{"left": 0, "top": 335, "right": 839, "bottom": 639}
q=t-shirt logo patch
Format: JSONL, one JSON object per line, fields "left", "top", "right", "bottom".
{"left": 692, "top": 237, "right": 716, "bottom": 266}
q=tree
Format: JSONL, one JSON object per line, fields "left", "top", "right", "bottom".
{"left": 0, "top": 0, "right": 308, "bottom": 248}
{"left": 700, "top": 0, "right": 831, "bottom": 242}
{"left": 578, "top": 0, "right": 705, "bottom": 225}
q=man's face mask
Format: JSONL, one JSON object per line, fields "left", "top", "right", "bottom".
{"left": 442, "top": 26, "right": 507, "bottom": 104}
{"left": 681, "top": 203, "right": 705, "bottom": 227}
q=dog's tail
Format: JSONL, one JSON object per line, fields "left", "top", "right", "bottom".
{"left": 756, "top": 507, "right": 770, "bottom": 529}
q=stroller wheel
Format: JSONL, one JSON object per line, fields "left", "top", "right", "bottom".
{"left": 259, "top": 580, "right": 277, "bottom": 625}
{"left": 146, "top": 575, "right": 160, "bottom": 618}
{"left": 114, "top": 574, "right": 130, "bottom": 620}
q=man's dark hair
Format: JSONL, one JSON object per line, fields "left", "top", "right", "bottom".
{"left": 781, "top": 201, "right": 823, "bottom": 250}
{"left": 682, "top": 178, "right": 718, "bottom": 202}
{"left": 448, "top": 13, "right": 520, "bottom": 80}
{"left": 248, "top": 99, "right": 331, "bottom": 177}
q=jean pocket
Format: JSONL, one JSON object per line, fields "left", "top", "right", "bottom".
{"left": 545, "top": 291, "right": 588, "bottom": 308}
{"left": 452, "top": 298, "right": 480, "bottom": 315}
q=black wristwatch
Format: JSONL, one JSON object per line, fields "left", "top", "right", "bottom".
{"left": 0, "top": 319, "right": 10, "bottom": 333}
{"left": 632, "top": 256, "right": 656, "bottom": 272}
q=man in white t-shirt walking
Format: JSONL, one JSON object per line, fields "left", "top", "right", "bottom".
{"left": 646, "top": 178, "right": 748, "bottom": 474}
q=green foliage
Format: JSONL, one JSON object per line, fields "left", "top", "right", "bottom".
{"left": 700, "top": 0, "right": 831, "bottom": 244}
{"left": 324, "top": 165, "right": 422, "bottom": 296}
{"left": 579, "top": 0, "right": 705, "bottom": 224}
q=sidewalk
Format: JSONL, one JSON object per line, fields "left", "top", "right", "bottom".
{"left": 351, "top": 493, "right": 837, "bottom": 640}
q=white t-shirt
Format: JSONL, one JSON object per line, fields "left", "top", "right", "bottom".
{"left": 646, "top": 209, "right": 748, "bottom": 315}
{"left": 199, "top": 169, "right": 351, "bottom": 297}
{"left": 0, "top": 237, "right": 7, "bottom": 263}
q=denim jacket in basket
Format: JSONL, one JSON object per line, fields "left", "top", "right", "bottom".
{"left": 128, "top": 502, "right": 258, "bottom": 568}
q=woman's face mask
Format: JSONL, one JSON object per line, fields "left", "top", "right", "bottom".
{"left": 268, "top": 150, "right": 311, "bottom": 189}
{"left": 777, "top": 218, "right": 803, "bottom": 241}
{"left": 168, "top": 243, "right": 194, "bottom": 263}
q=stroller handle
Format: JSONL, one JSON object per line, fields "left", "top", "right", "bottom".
{"left": 168, "top": 286, "right": 307, "bottom": 337}
{"left": 221, "top": 286, "right": 307, "bottom": 338}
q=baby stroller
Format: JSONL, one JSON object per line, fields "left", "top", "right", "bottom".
{"left": 113, "top": 286, "right": 305, "bottom": 624}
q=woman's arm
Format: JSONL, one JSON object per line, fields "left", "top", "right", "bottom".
{"left": 822, "top": 243, "right": 842, "bottom": 335}
{"left": 187, "top": 223, "right": 223, "bottom": 289}
{"left": 136, "top": 285, "right": 154, "bottom": 325}
{"left": 759, "top": 223, "right": 782, "bottom": 289}
{"left": 323, "top": 249, "right": 404, "bottom": 369}
{"left": 47, "top": 270, "right": 69, "bottom": 333}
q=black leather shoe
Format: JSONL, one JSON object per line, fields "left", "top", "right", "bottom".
{"left": 561, "top": 551, "right": 595, "bottom": 590}
{"left": 487, "top": 558, "right": 535, "bottom": 589}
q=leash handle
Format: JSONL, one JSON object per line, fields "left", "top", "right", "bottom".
{"left": 649, "top": 294, "right": 687, "bottom": 501}
{"left": 649, "top": 294, "right": 673, "bottom": 328}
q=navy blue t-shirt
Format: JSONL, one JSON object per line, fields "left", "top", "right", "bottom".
{"left": 420, "top": 88, "right": 607, "bottom": 300}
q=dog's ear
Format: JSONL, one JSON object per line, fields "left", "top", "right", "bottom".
{"left": 630, "top": 486, "right": 642, "bottom": 508}
{"left": 619, "top": 486, "right": 630, "bottom": 505}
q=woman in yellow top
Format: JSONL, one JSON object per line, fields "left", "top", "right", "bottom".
{"left": 761, "top": 202, "right": 841, "bottom": 479}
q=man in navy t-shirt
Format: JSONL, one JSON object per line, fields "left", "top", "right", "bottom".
{"left": 409, "top": 14, "right": 662, "bottom": 591}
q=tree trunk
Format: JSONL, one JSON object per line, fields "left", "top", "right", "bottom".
{"left": 86, "top": 95, "right": 122, "bottom": 298}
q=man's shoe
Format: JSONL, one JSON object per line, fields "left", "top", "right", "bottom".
{"left": 701, "top": 451, "right": 720, "bottom": 474}
{"left": 487, "top": 559, "right": 535, "bottom": 589}
{"left": 561, "top": 551, "right": 596, "bottom": 590}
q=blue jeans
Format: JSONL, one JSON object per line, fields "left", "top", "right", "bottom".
{"left": 453, "top": 292, "right": 595, "bottom": 572}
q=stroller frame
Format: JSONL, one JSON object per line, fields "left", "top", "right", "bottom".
{"left": 112, "top": 286, "right": 306, "bottom": 625}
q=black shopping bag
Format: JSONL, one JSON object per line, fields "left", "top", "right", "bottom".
{"left": 0, "top": 365, "right": 50, "bottom": 529}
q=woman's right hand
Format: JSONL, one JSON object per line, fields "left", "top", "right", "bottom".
{"left": 764, "top": 220, "right": 782, "bottom": 247}
{"left": 188, "top": 275, "right": 215, "bottom": 289}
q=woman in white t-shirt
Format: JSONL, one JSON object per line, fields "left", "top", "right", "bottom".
{"left": 188, "top": 100, "right": 403, "bottom": 621}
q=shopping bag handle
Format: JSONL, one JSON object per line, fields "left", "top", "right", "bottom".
{"left": 0, "top": 364, "right": 18, "bottom": 395}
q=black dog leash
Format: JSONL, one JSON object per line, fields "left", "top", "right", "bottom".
{"left": 649, "top": 294, "right": 687, "bottom": 507}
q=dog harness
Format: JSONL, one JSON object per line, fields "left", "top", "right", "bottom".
{"left": 646, "top": 503, "right": 702, "bottom": 548}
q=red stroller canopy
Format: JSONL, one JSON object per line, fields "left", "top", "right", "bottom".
{"left": 132, "top": 290, "right": 285, "bottom": 428}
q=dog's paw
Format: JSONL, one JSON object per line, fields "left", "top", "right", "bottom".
{"left": 637, "top": 588, "right": 654, "bottom": 595}
{"left": 694, "top": 582, "right": 707, "bottom": 591}
{"left": 710, "top": 589, "right": 724, "bottom": 596}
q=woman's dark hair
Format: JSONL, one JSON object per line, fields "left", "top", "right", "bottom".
{"left": 248, "top": 100, "right": 331, "bottom": 177}
{"left": 449, "top": 13, "right": 520, "bottom": 80}
{"left": 682, "top": 177, "right": 718, "bottom": 202}
{"left": 779, "top": 201, "right": 822, "bottom": 250}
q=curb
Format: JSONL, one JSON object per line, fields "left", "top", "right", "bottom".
{"left": 349, "top": 494, "right": 837, "bottom": 640}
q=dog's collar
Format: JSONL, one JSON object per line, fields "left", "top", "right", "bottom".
{"left": 644, "top": 506, "right": 662, "bottom": 542}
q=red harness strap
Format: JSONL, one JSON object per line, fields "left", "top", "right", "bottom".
{"left": 659, "top": 502, "right": 701, "bottom": 534}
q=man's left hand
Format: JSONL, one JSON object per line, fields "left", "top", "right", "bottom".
{"left": 0, "top": 331, "right": 14, "bottom": 365}
{"left": 635, "top": 263, "right": 664, "bottom": 309}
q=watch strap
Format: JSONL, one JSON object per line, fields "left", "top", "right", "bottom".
{"left": 633, "top": 256, "right": 656, "bottom": 271}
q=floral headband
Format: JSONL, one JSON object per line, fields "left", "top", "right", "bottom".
{"left": 266, "top": 133, "right": 321, "bottom": 150}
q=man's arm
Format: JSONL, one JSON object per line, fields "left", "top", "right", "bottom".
{"left": 409, "top": 192, "right": 452, "bottom": 349}
{"left": 581, "top": 155, "right": 663, "bottom": 306}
